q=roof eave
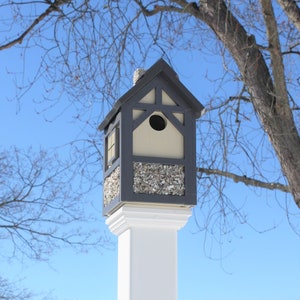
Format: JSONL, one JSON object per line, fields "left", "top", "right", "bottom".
{"left": 98, "top": 59, "right": 204, "bottom": 131}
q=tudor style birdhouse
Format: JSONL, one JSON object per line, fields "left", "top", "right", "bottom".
{"left": 99, "top": 59, "right": 204, "bottom": 216}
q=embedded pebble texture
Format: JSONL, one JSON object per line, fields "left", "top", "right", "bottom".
{"left": 133, "top": 162, "right": 185, "bottom": 195}
{"left": 103, "top": 166, "right": 120, "bottom": 206}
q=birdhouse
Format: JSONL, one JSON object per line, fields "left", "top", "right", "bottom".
{"left": 99, "top": 59, "right": 204, "bottom": 216}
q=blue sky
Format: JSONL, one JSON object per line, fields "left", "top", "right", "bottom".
{"left": 1, "top": 23, "right": 300, "bottom": 300}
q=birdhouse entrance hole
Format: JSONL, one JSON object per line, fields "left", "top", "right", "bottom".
{"left": 149, "top": 115, "right": 166, "bottom": 131}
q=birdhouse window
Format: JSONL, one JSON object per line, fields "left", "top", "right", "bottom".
{"left": 106, "top": 127, "right": 119, "bottom": 169}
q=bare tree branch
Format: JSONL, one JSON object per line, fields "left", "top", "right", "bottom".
{"left": 0, "top": 276, "right": 33, "bottom": 300}
{"left": 0, "top": 0, "right": 69, "bottom": 51}
{"left": 0, "top": 146, "right": 109, "bottom": 261}
{"left": 277, "top": 0, "right": 300, "bottom": 32}
{"left": 197, "top": 167, "right": 290, "bottom": 193}
{"left": 261, "top": 0, "right": 291, "bottom": 117}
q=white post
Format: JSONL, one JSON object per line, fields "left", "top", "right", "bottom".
{"left": 106, "top": 204, "right": 192, "bottom": 300}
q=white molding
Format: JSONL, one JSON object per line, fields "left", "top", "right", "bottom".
{"left": 106, "top": 204, "right": 192, "bottom": 236}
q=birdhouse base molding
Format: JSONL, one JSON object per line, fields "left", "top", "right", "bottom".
{"left": 106, "top": 204, "right": 192, "bottom": 300}
{"left": 106, "top": 204, "right": 192, "bottom": 235}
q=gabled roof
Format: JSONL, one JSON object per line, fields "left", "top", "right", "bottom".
{"left": 98, "top": 59, "right": 204, "bottom": 131}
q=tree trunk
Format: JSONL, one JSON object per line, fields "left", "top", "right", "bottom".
{"left": 188, "top": 0, "right": 300, "bottom": 207}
